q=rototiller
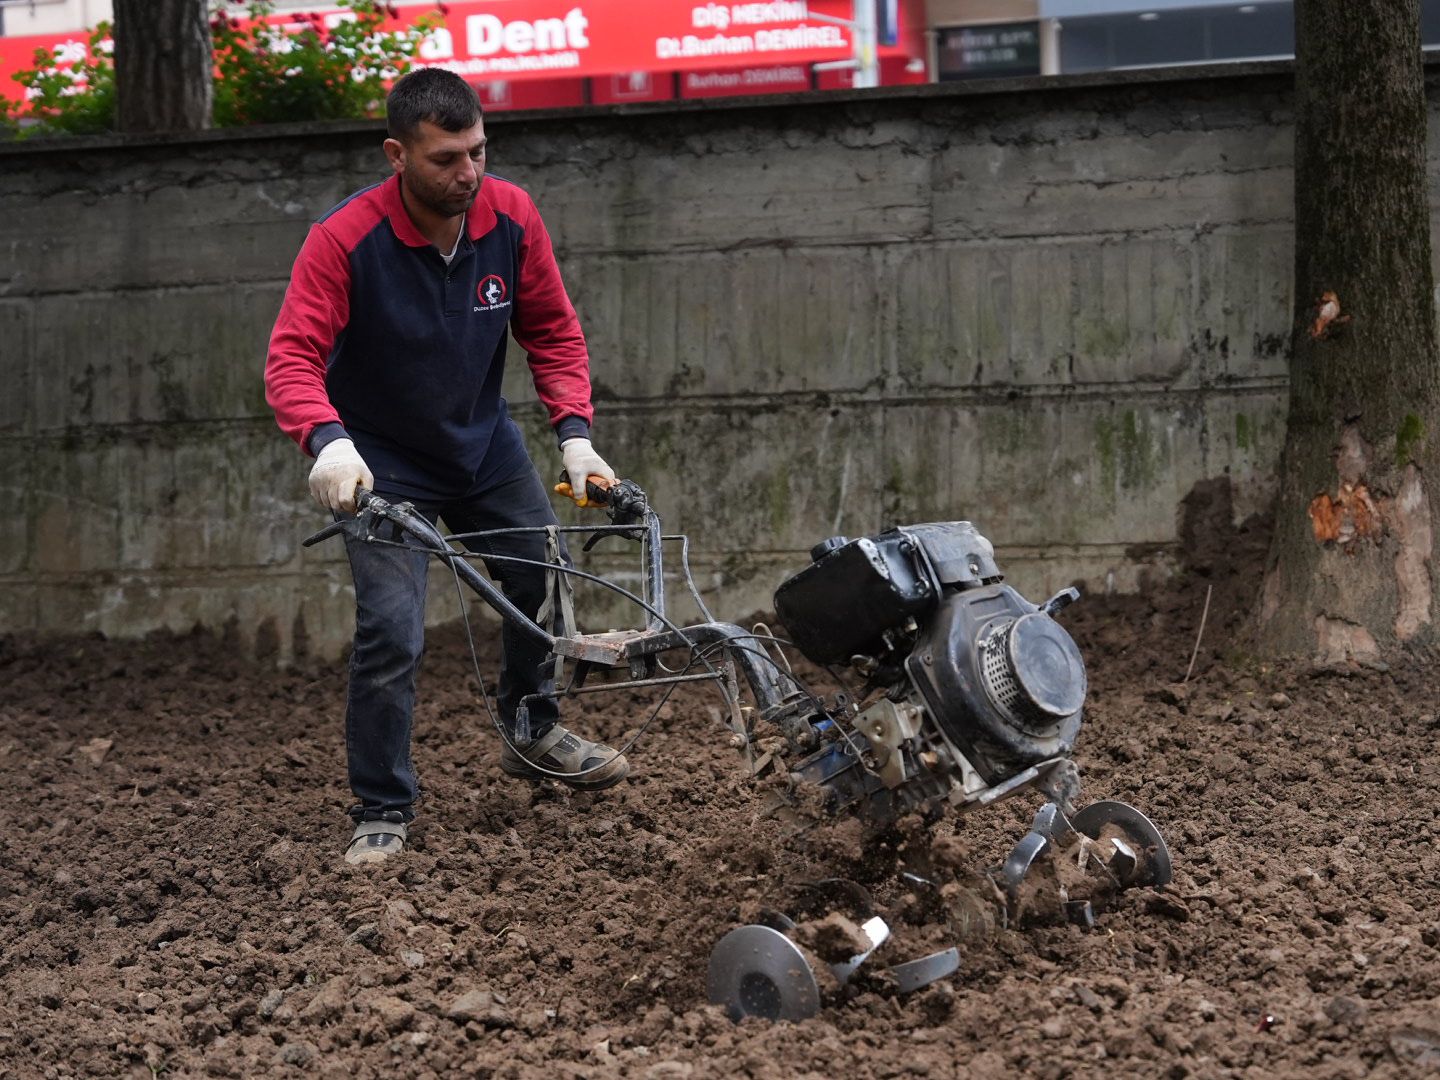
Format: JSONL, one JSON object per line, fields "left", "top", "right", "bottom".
{"left": 305, "top": 478, "right": 1171, "bottom": 1021}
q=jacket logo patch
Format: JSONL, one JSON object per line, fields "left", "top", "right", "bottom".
{"left": 475, "top": 275, "right": 511, "bottom": 312}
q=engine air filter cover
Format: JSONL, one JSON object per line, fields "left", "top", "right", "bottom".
{"left": 907, "top": 585, "right": 1083, "bottom": 784}
{"left": 982, "top": 613, "right": 1087, "bottom": 726}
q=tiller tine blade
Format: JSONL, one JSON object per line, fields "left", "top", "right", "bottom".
{"left": 996, "top": 799, "right": 1172, "bottom": 925}
{"left": 706, "top": 914, "right": 894, "bottom": 1023}
{"left": 1069, "top": 799, "right": 1173, "bottom": 889}
{"left": 706, "top": 925, "right": 820, "bottom": 1022}
{"left": 1000, "top": 829, "right": 1051, "bottom": 922}
{"left": 886, "top": 947, "right": 961, "bottom": 994}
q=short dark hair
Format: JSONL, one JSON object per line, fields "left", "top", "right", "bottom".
{"left": 386, "top": 68, "right": 483, "bottom": 142}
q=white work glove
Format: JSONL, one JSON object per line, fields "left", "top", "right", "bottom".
{"left": 308, "top": 438, "right": 373, "bottom": 514}
{"left": 556, "top": 437, "right": 617, "bottom": 508}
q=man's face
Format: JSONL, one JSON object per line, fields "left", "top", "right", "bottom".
{"left": 386, "top": 118, "right": 487, "bottom": 218}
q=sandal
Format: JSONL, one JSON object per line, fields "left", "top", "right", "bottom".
{"left": 345, "top": 818, "right": 407, "bottom": 865}
{"left": 500, "top": 724, "right": 630, "bottom": 790}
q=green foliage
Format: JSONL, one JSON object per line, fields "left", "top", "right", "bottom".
{"left": 3, "top": 1, "right": 438, "bottom": 138}
{"left": 211, "top": 1, "right": 437, "bottom": 128}
{"left": 6, "top": 23, "right": 116, "bottom": 138}
{"left": 1396, "top": 412, "right": 1425, "bottom": 468}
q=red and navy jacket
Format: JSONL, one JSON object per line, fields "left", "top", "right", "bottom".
{"left": 264, "top": 172, "right": 594, "bottom": 500}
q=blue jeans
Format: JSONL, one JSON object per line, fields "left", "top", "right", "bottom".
{"left": 342, "top": 457, "right": 565, "bottom": 823}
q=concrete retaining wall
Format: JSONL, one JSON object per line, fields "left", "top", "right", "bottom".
{"left": 0, "top": 64, "right": 1325, "bottom": 658}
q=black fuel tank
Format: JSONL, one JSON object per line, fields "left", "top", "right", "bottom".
{"left": 773, "top": 532, "right": 935, "bottom": 665}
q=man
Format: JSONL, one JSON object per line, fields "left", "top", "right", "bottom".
{"left": 265, "top": 68, "right": 628, "bottom": 866}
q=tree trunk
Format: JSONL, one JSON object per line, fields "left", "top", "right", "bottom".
{"left": 1258, "top": 0, "right": 1440, "bottom": 662}
{"left": 114, "top": 0, "right": 211, "bottom": 134}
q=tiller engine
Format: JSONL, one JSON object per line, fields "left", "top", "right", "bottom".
{"left": 307, "top": 481, "right": 1171, "bottom": 1022}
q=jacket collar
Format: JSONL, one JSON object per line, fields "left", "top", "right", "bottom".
{"left": 383, "top": 173, "right": 498, "bottom": 249}
{"left": 382, "top": 174, "right": 429, "bottom": 248}
{"left": 467, "top": 178, "right": 498, "bottom": 242}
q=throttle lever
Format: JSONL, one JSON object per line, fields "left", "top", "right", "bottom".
{"left": 1040, "top": 587, "right": 1081, "bottom": 617}
{"left": 302, "top": 519, "right": 349, "bottom": 547}
{"left": 301, "top": 488, "right": 381, "bottom": 547}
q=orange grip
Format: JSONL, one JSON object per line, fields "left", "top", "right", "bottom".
{"left": 554, "top": 473, "right": 613, "bottom": 508}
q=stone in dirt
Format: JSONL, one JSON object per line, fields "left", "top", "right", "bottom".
{"left": 1324, "top": 996, "right": 1367, "bottom": 1027}
{"left": 275, "top": 1040, "right": 318, "bottom": 1067}
{"left": 77, "top": 737, "right": 113, "bottom": 766}
{"left": 445, "top": 990, "right": 513, "bottom": 1029}
{"left": 366, "top": 995, "right": 415, "bottom": 1034}
{"left": 1390, "top": 1028, "right": 1440, "bottom": 1069}
{"left": 300, "top": 980, "right": 351, "bottom": 1025}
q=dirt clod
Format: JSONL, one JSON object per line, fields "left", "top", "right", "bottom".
{"left": 792, "top": 912, "right": 871, "bottom": 963}
{"left": 446, "top": 989, "right": 513, "bottom": 1028}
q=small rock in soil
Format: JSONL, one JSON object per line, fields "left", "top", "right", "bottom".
{"left": 300, "top": 980, "right": 350, "bottom": 1024}
{"left": 1073, "top": 984, "right": 1103, "bottom": 1014}
{"left": 1208, "top": 751, "right": 1242, "bottom": 777}
{"left": 367, "top": 995, "right": 415, "bottom": 1034}
{"left": 276, "top": 1040, "right": 318, "bottom": 1068}
{"left": 446, "top": 990, "right": 513, "bottom": 1029}
{"left": 645, "top": 1063, "right": 693, "bottom": 1079}
{"left": 1324, "top": 996, "right": 1367, "bottom": 1027}
{"left": 1143, "top": 891, "right": 1191, "bottom": 921}
{"left": 77, "top": 737, "right": 113, "bottom": 767}
{"left": 1390, "top": 1029, "right": 1440, "bottom": 1068}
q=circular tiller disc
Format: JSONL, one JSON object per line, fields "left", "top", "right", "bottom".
{"left": 706, "top": 924, "right": 820, "bottom": 1022}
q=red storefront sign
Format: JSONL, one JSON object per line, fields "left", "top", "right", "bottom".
{"left": 0, "top": 0, "right": 927, "bottom": 107}
{"left": 472, "top": 76, "right": 587, "bottom": 110}
{"left": 588, "top": 71, "right": 677, "bottom": 106}
{"left": 679, "top": 63, "right": 811, "bottom": 98}
{"left": 410, "top": 1, "right": 856, "bottom": 80}
{"left": 0, "top": 32, "right": 95, "bottom": 103}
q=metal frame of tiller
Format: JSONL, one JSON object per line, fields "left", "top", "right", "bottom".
{"left": 304, "top": 484, "right": 818, "bottom": 766}
{"left": 306, "top": 483, "right": 1174, "bottom": 1021}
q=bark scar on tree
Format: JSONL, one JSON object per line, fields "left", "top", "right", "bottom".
{"left": 1304, "top": 427, "right": 1433, "bottom": 641}
{"left": 1308, "top": 424, "right": 1382, "bottom": 547}
{"left": 1308, "top": 290, "right": 1352, "bottom": 340}
{"left": 1390, "top": 464, "right": 1433, "bottom": 640}
{"left": 1259, "top": 562, "right": 1282, "bottom": 626}
{"left": 1314, "top": 615, "right": 1381, "bottom": 666}
{"left": 1308, "top": 484, "right": 1380, "bottom": 545}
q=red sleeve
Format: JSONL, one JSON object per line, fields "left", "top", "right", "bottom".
{"left": 264, "top": 223, "right": 351, "bottom": 455}
{"left": 510, "top": 198, "right": 595, "bottom": 432}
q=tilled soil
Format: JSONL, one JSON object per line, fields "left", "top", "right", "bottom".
{"left": 5, "top": 491, "right": 1440, "bottom": 1078}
